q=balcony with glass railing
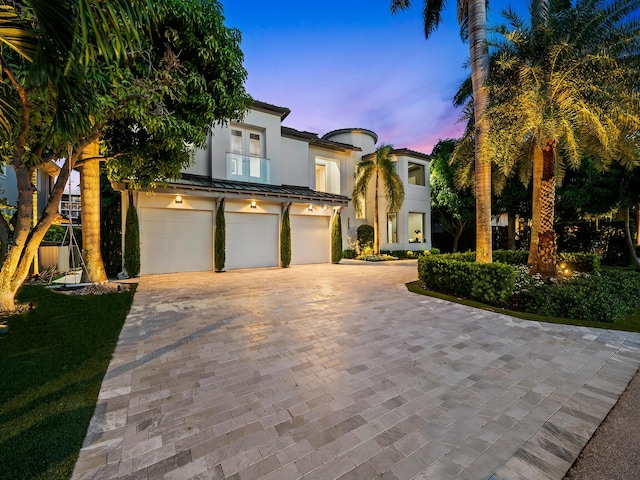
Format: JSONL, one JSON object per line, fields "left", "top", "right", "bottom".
{"left": 226, "top": 153, "right": 271, "bottom": 184}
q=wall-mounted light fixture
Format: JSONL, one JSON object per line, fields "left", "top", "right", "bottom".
{"left": 323, "top": 205, "right": 328, "bottom": 211}
{"left": 175, "top": 195, "right": 183, "bottom": 204}
{"left": 308, "top": 204, "right": 314, "bottom": 211}
{"left": 250, "top": 200, "right": 257, "bottom": 209}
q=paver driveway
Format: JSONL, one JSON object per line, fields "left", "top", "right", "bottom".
{"left": 72, "top": 261, "right": 640, "bottom": 480}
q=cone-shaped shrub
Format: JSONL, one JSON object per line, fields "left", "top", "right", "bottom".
{"left": 215, "top": 198, "right": 226, "bottom": 272}
{"left": 281, "top": 205, "right": 291, "bottom": 268}
{"left": 124, "top": 190, "right": 140, "bottom": 277}
{"left": 332, "top": 211, "right": 343, "bottom": 264}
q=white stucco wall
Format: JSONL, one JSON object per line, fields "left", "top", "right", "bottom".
{"left": 281, "top": 137, "right": 310, "bottom": 187}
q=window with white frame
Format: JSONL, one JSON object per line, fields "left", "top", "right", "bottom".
{"left": 314, "top": 157, "right": 340, "bottom": 194}
{"left": 409, "top": 212, "right": 425, "bottom": 243}
{"left": 230, "top": 127, "right": 264, "bottom": 178}
{"left": 408, "top": 162, "right": 426, "bottom": 186}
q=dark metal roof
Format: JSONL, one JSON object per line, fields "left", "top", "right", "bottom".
{"left": 252, "top": 100, "right": 291, "bottom": 120}
{"left": 281, "top": 126, "right": 362, "bottom": 152}
{"left": 362, "top": 148, "right": 432, "bottom": 162}
{"left": 170, "top": 174, "right": 350, "bottom": 204}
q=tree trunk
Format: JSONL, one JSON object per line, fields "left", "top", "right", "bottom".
{"left": 453, "top": 226, "right": 463, "bottom": 253}
{"left": 373, "top": 170, "right": 380, "bottom": 255}
{"left": 624, "top": 205, "right": 640, "bottom": 271}
{"left": 535, "top": 141, "right": 557, "bottom": 276}
{"left": 0, "top": 152, "right": 75, "bottom": 313}
{"left": 79, "top": 140, "right": 107, "bottom": 283}
{"left": 507, "top": 212, "right": 516, "bottom": 250}
{"left": 528, "top": 144, "right": 543, "bottom": 267}
{"left": 636, "top": 203, "right": 640, "bottom": 247}
{"left": 469, "top": 0, "right": 492, "bottom": 263}
{"left": 0, "top": 214, "right": 10, "bottom": 266}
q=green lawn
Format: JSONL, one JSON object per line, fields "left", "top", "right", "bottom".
{"left": 0, "top": 285, "right": 135, "bottom": 480}
{"left": 407, "top": 281, "right": 640, "bottom": 333}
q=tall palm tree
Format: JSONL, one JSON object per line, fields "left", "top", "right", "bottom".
{"left": 352, "top": 144, "right": 405, "bottom": 255}
{"left": 483, "top": 0, "right": 640, "bottom": 275}
{"left": 391, "top": 0, "right": 492, "bottom": 263}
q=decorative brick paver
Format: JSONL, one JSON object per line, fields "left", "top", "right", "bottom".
{"left": 72, "top": 261, "right": 640, "bottom": 480}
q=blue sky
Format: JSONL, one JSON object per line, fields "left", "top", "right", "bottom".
{"left": 222, "top": 1, "right": 528, "bottom": 155}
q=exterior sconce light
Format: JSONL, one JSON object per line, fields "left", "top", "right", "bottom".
{"left": 250, "top": 200, "right": 257, "bottom": 209}
{"left": 175, "top": 195, "right": 183, "bottom": 204}
{"left": 323, "top": 205, "right": 328, "bottom": 211}
{"left": 308, "top": 204, "right": 314, "bottom": 211}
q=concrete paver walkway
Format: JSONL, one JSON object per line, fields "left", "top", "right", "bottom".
{"left": 72, "top": 261, "right": 640, "bottom": 480}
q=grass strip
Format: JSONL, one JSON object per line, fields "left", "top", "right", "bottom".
{"left": 0, "top": 285, "right": 135, "bottom": 480}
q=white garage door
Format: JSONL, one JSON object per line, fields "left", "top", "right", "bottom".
{"left": 140, "top": 208, "right": 213, "bottom": 275}
{"left": 291, "top": 215, "right": 330, "bottom": 265}
{"left": 226, "top": 213, "right": 279, "bottom": 269}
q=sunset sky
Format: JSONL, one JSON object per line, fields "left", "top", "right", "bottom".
{"left": 222, "top": 1, "right": 529, "bottom": 155}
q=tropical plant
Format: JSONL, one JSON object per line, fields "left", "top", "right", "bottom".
{"left": 214, "top": 199, "right": 226, "bottom": 272}
{"left": 352, "top": 144, "right": 405, "bottom": 255}
{"left": 430, "top": 139, "right": 475, "bottom": 252}
{"left": 280, "top": 204, "right": 291, "bottom": 268}
{"left": 0, "top": 0, "right": 250, "bottom": 312}
{"left": 124, "top": 190, "right": 140, "bottom": 277}
{"left": 332, "top": 210, "right": 343, "bottom": 264}
{"left": 391, "top": 0, "right": 492, "bottom": 263}
{"left": 478, "top": 0, "right": 640, "bottom": 275}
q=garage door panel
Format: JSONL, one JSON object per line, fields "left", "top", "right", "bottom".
{"left": 291, "top": 215, "right": 330, "bottom": 265}
{"left": 226, "top": 213, "right": 278, "bottom": 270}
{"left": 140, "top": 208, "right": 213, "bottom": 274}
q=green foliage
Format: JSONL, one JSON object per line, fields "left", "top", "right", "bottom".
{"left": 331, "top": 211, "right": 343, "bottom": 264}
{"left": 124, "top": 191, "right": 140, "bottom": 277}
{"left": 492, "top": 250, "right": 528, "bottom": 265}
{"left": 43, "top": 224, "right": 66, "bottom": 242}
{"left": 557, "top": 252, "right": 600, "bottom": 274}
{"left": 357, "top": 224, "right": 374, "bottom": 252}
{"left": 101, "top": 168, "right": 122, "bottom": 278}
{"left": 381, "top": 249, "right": 434, "bottom": 259}
{"left": 0, "top": 284, "right": 135, "bottom": 480}
{"left": 281, "top": 206, "right": 291, "bottom": 268}
{"left": 214, "top": 199, "right": 225, "bottom": 272}
{"left": 104, "top": 0, "right": 252, "bottom": 187}
{"left": 357, "top": 254, "right": 399, "bottom": 262}
{"left": 510, "top": 271, "right": 640, "bottom": 322}
{"left": 343, "top": 249, "right": 357, "bottom": 259}
{"left": 418, "top": 254, "right": 515, "bottom": 306}
{"left": 601, "top": 221, "right": 631, "bottom": 266}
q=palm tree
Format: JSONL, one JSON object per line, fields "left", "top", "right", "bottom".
{"left": 391, "top": 0, "right": 492, "bottom": 263}
{"left": 482, "top": 0, "right": 640, "bottom": 275}
{"left": 352, "top": 144, "right": 405, "bottom": 255}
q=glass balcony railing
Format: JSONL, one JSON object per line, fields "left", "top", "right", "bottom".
{"left": 226, "top": 153, "right": 270, "bottom": 184}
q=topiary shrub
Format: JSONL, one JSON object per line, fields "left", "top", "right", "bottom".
{"left": 124, "top": 190, "right": 140, "bottom": 277}
{"left": 281, "top": 205, "right": 291, "bottom": 268}
{"left": 343, "top": 249, "right": 357, "bottom": 259}
{"left": 214, "top": 198, "right": 226, "bottom": 272}
{"left": 332, "top": 211, "right": 343, "bottom": 264}
{"left": 357, "top": 224, "right": 374, "bottom": 253}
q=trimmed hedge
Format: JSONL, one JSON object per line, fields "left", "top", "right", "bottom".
{"left": 331, "top": 211, "right": 343, "bottom": 264}
{"left": 124, "top": 191, "right": 140, "bottom": 277}
{"left": 511, "top": 271, "right": 640, "bottom": 322}
{"left": 418, "top": 254, "right": 515, "bottom": 307}
{"left": 557, "top": 252, "right": 600, "bottom": 273}
{"left": 343, "top": 249, "right": 357, "bottom": 259}
{"left": 357, "top": 224, "right": 374, "bottom": 252}
{"left": 493, "top": 250, "right": 528, "bottom": 265}
{"left": 280, "top": 205, "right": 291, "bottom": 268}
{"left": 214, "top": 199, "right": 226, "bottom": 272}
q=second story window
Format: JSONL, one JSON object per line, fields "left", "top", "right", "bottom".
{"left": 228, "top": 127, "right": 269, "bottom": 184}
{"left": 408, "top": 162, "right": 426, "bottom": 186}
{"left": 314, "top": 157, "right": 340, "bottom": 194}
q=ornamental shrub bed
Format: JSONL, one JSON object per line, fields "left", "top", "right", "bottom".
{"left": 418, "top": 251, "right": 639, "bottom": 322}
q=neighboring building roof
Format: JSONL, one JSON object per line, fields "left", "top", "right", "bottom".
{"left": 362, "top": 148, "right": 432, "bottom": 162}
{"left": 252, "top": 100, "right": 291, "bottom": 120}
{"left": 40, "top": 160, "right": 61, "bottom": 176}
{"left": 162, "top": 174, "right": 350, "bottom": 204}
{"left": 281, "top": 126, "right": 362, "bottom": 152}
{"left": 322, "top": 128, "right": 379, "bottom": 144}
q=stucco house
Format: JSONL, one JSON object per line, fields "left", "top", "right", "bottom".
{"left": 113, "top": 101, "right": 431, "bottom": 275}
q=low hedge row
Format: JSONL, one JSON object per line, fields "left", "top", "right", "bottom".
{"left": 418, "top": 254, "right": 515, "bottom": 307}
{"left": 510, "top": 271, "right": 640, "bottom": 322}
{"left": 557, "top": 252, "right": 600, "bottom": 273}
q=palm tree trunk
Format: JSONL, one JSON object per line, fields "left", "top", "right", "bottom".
{"left": 79, "top": 146, "right": 107, "bottom": 283}
{"left": 469, "top": 0, "right": 492, "bottom": 263}
{"left": 624, "top": 205, "right": 640, "bottom": 270}
{"left": 535, "top": 140, "right": 557, "bottom": 276}
{"left": 374, "top": 170, "right": 380, "bottom": 255}
{"left": 507, "top": 212, "right": 516, "bottom": 250}
{"left": 636, "top": 203, "right": 640, "bottom": 246}
{"left": 528, "top": 144, "right": 543, "bottom": 266}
